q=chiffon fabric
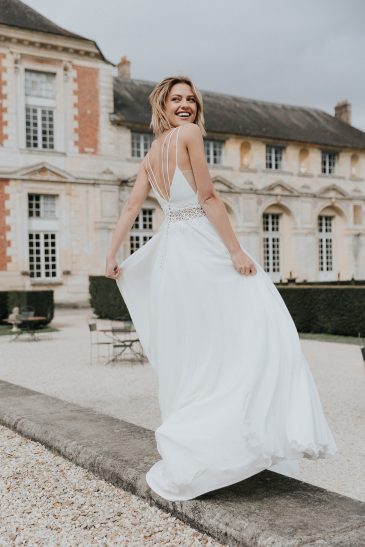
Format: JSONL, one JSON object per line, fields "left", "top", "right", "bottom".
{"left": 116, "top": 125, "right": 337, "bottom": 501}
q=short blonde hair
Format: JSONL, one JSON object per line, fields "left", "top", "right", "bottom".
{"left": 148, "top": 75, "right": 206, "bottom": 137}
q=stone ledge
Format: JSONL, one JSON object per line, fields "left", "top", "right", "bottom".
{"left": 0, "top": 379, "right": 364, "bottom": 547}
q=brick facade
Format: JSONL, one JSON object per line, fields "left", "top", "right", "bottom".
{"left": 73, "top": 65, "right": 100, "bottom": 154}
{"left": 0, "top": 179, "right": 10, "bottom": 270}
{"left": 0, "top": 53, "right": 8, "bottom": 146}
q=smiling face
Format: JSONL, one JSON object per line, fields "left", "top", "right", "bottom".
{"left": 164, "top": 82, "right": 198, "bottom": 128}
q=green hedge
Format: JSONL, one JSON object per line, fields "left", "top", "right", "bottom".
{"left": 89, "top": 276, "right": 130, "bottom": 321}
{"left": 0, "top": 290, "right": 54, "bottom": 325}
{"left": 276, "top": 285, "right": 365, "bottom": 337}
{"left": 89, "top": 276, "right": 365, "bottom": 337}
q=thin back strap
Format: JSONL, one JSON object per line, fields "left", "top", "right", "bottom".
{"left": 161, "top": 129, "right": 175, "bottom": 198}
{"left": 175, "top": 125, "right": 181, "bottom": 167}
{"left": 145, "top": 154, "right": 162, "bottom": 198}
{"left": 144, "top": 126, "right": 180, "bottom": 201}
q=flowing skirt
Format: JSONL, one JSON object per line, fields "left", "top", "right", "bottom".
{"left": 116, "top": 215, "right": 337, "bottom": 501}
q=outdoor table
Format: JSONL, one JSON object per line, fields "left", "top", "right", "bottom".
{"left": 4, "top": 316, "right": 47, "bottom": 342}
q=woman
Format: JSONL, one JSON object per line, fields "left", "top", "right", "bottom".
{"left": 105, "top": 76, "right": 337, "bottom": 501}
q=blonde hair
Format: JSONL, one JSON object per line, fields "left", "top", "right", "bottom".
{"left": 148, "top": 75, "right": 206, "bottom": 137}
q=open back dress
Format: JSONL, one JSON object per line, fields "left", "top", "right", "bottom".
{"left": 116, "top": 125, "right": 337, "bottom": 501}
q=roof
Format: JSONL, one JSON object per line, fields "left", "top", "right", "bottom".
{"left": 113, "top": 77, "right": 365, "bottom": 150}
{"left": 0, "top": 0, "right": 87, "bottom": 39}
{"left": 0, "top": 0, "right": 111, "bottom": 63}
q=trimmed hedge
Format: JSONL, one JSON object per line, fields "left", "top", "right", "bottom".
{"left": 0, "top": 290, "right": 54, "bottom": 326}
{"left": 89, "top": 276, "right": 130, "bottom": 321}
{"left": 89, "top": 276, "right": 365, "bottom": 337}
{"left": 276, "top": 285, "right": 365, "bottom": 337}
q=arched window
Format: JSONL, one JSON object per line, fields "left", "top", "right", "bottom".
{"left": 262, "top": 212, "right": 281, "bottom": 278}
{"left": 261, "top": 204, "right": 295, "bottom": 282}
{"left": 316, "top": 205, "right": 347, "bottom": 281}
{"left": 318, "top": 215, "right": 334, "bottom": 275}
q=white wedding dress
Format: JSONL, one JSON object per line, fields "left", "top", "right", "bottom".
{"left": 116, "top": 125, "right": 337, "bottom": 501}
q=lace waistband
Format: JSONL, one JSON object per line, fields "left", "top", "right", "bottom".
{"left": 166, "top": 205, "right": 207, "bottom": 222}
{"left": 158, "top": 205, "right": 207, "bottom": 269}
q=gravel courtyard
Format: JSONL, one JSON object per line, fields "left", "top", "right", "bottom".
{"left": 1, "top": 307, "right": 364, "bottom": 505}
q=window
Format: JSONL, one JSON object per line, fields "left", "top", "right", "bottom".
{"left": 28, "top": 194, "right": 57, "bottom": 219}
{"left": 131, "top": 132, "right": 154, "bottom": 158}
{"left": 263, "top": 213, "right": 280, "bottom": 273}
{"left": 24, "top": 70, "right": 56, "bottom": 150}
{"left": 321, "top": 151, "right": 336, "bottom": 175}
{"left": 28, "top": 232, "right": 58, "bottom": 279}
{"left": 28, "top": 194, "right": 59, "bottom": 280}
{"left": 204, "top": 139, "right": 223, "bottom": 165}
{"left": 318, "top": 215, "right": 333, "bottom": 272}
{"left": 25, "top": 70, "right": 56, "bottom": 98}
{"left": 266, "top": 145, "right": 283, "bottom": 170}
{"left": 129, "top": 208, "right": 154, "bottom": 254}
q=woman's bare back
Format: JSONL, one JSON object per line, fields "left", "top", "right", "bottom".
{"left": 145, "top": 127, "right": 198, "bottom": 200}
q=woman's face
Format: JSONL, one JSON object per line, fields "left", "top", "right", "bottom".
{"left": 164, "top": 83, "right": 198, "bottom": 128}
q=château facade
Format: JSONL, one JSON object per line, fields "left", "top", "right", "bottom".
{"left": 0, "top": 0, "right": 364, "bottom": 305}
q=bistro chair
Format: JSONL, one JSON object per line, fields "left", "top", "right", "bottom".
{"left": 88, "top": 321, "right": 113, "bottom": 365}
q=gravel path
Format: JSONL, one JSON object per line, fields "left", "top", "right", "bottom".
{"left": 1, "top": 307, "right": 365, "bottom": 503}
{"left": 0, "top": 424, "right": 226, "bottom": 547}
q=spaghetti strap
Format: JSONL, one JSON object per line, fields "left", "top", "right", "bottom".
{"left": 175, "top": 125, "right": 181, "bottom": 168}
{"left": 144, "top": 126, "right": 181, "bottom": 203}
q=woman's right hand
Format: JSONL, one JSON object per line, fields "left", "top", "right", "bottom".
{"left": 105, "top": 256, "right": 122, "bottom": 280}
{"left": 230, "top": 248, "right": 257, "bottom": 276}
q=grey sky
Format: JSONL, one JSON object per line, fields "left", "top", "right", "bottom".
{"left": 25, "top": 0, "right": 365, "bottom": 131}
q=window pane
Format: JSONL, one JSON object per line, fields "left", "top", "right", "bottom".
{"left": 41, "top": 109, "right": 55, "bottom": 149}
{"left": 25, "top": 70, "right": 56, "bottom": 99}
{"left": 204, "top": 139, "right": 223, "bottom": 165}
{"left": 318, "top": 215, "right": 333, "bottom": 271}
{"left": 129, "top": 208, "right": 155, "bottom": 254}
{"left": 25, "top": 106, "right": 38, "bottom": 148}
{"left": 131, "top": 132, "right": 154, "bottom": 158}
{"left": 262, "top": 213, "right": 281, "bottom": 272}
{"left": 28, "top": 194, "right": 57, "bottom": 219}
{"left": 29, "top": 232, "right": 58, "bottom": 278}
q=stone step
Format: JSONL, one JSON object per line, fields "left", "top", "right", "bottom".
{"left": 0, "top": 379, "right": 364, "bottom": 546}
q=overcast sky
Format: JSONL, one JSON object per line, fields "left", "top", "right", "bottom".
{"left": 25, "top": 0, "right": 365, "bottom": 131}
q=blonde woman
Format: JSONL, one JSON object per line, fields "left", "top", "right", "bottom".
{"left": 105, "top": 76, "right": 337, "bottom": 501}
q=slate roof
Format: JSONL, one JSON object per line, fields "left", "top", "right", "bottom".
{"left": 0, "top": 0, "right": 110, "bottom": 63}
{"left": 113, "top": 77, "right": 365, "bottom": 150}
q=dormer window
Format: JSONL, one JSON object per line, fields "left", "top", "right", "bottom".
{"left": 131, "top": 132, "right": 154, "bottom": 158}
{"left": 266, "top": 145, "right": 283, "bottom": 170}
{"left": 204, "top": 139, "right": 224, "bottom": 165}
{"left": 321, "top": 151, "right": 337, "bottom": 175}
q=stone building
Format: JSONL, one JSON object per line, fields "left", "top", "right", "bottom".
{"left": 0, "top": 0, "right": 364, "bottom": 305}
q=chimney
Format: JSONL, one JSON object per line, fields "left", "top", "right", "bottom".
{"left": 334, "top": 100, "right": 351, "bottom": 125}
{"left": 117, "top": 55, "right": 131, "bottom": 78}
{"left": 117, "top": 56, "right": 131, "bottom": 78}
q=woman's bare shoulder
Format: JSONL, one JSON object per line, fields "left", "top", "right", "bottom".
{"left": 180, "top": 122, "right": 202, "bottom": 142}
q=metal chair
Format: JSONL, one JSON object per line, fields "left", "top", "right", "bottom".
{"left": 88, "top": 321, "right": 113, "bottom": 365}
{"left": 108, "top": 319, "right": 147, "bottom": 364}
{"left": 19, "top": 305, "right": 35, "bottom": 318}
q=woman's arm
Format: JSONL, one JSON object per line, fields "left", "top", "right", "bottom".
{"left": 182, "top": 123, "right": 256, "bottom": 275}
{"left": 105, "top": 159, "right": 150, "bottom": 279}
